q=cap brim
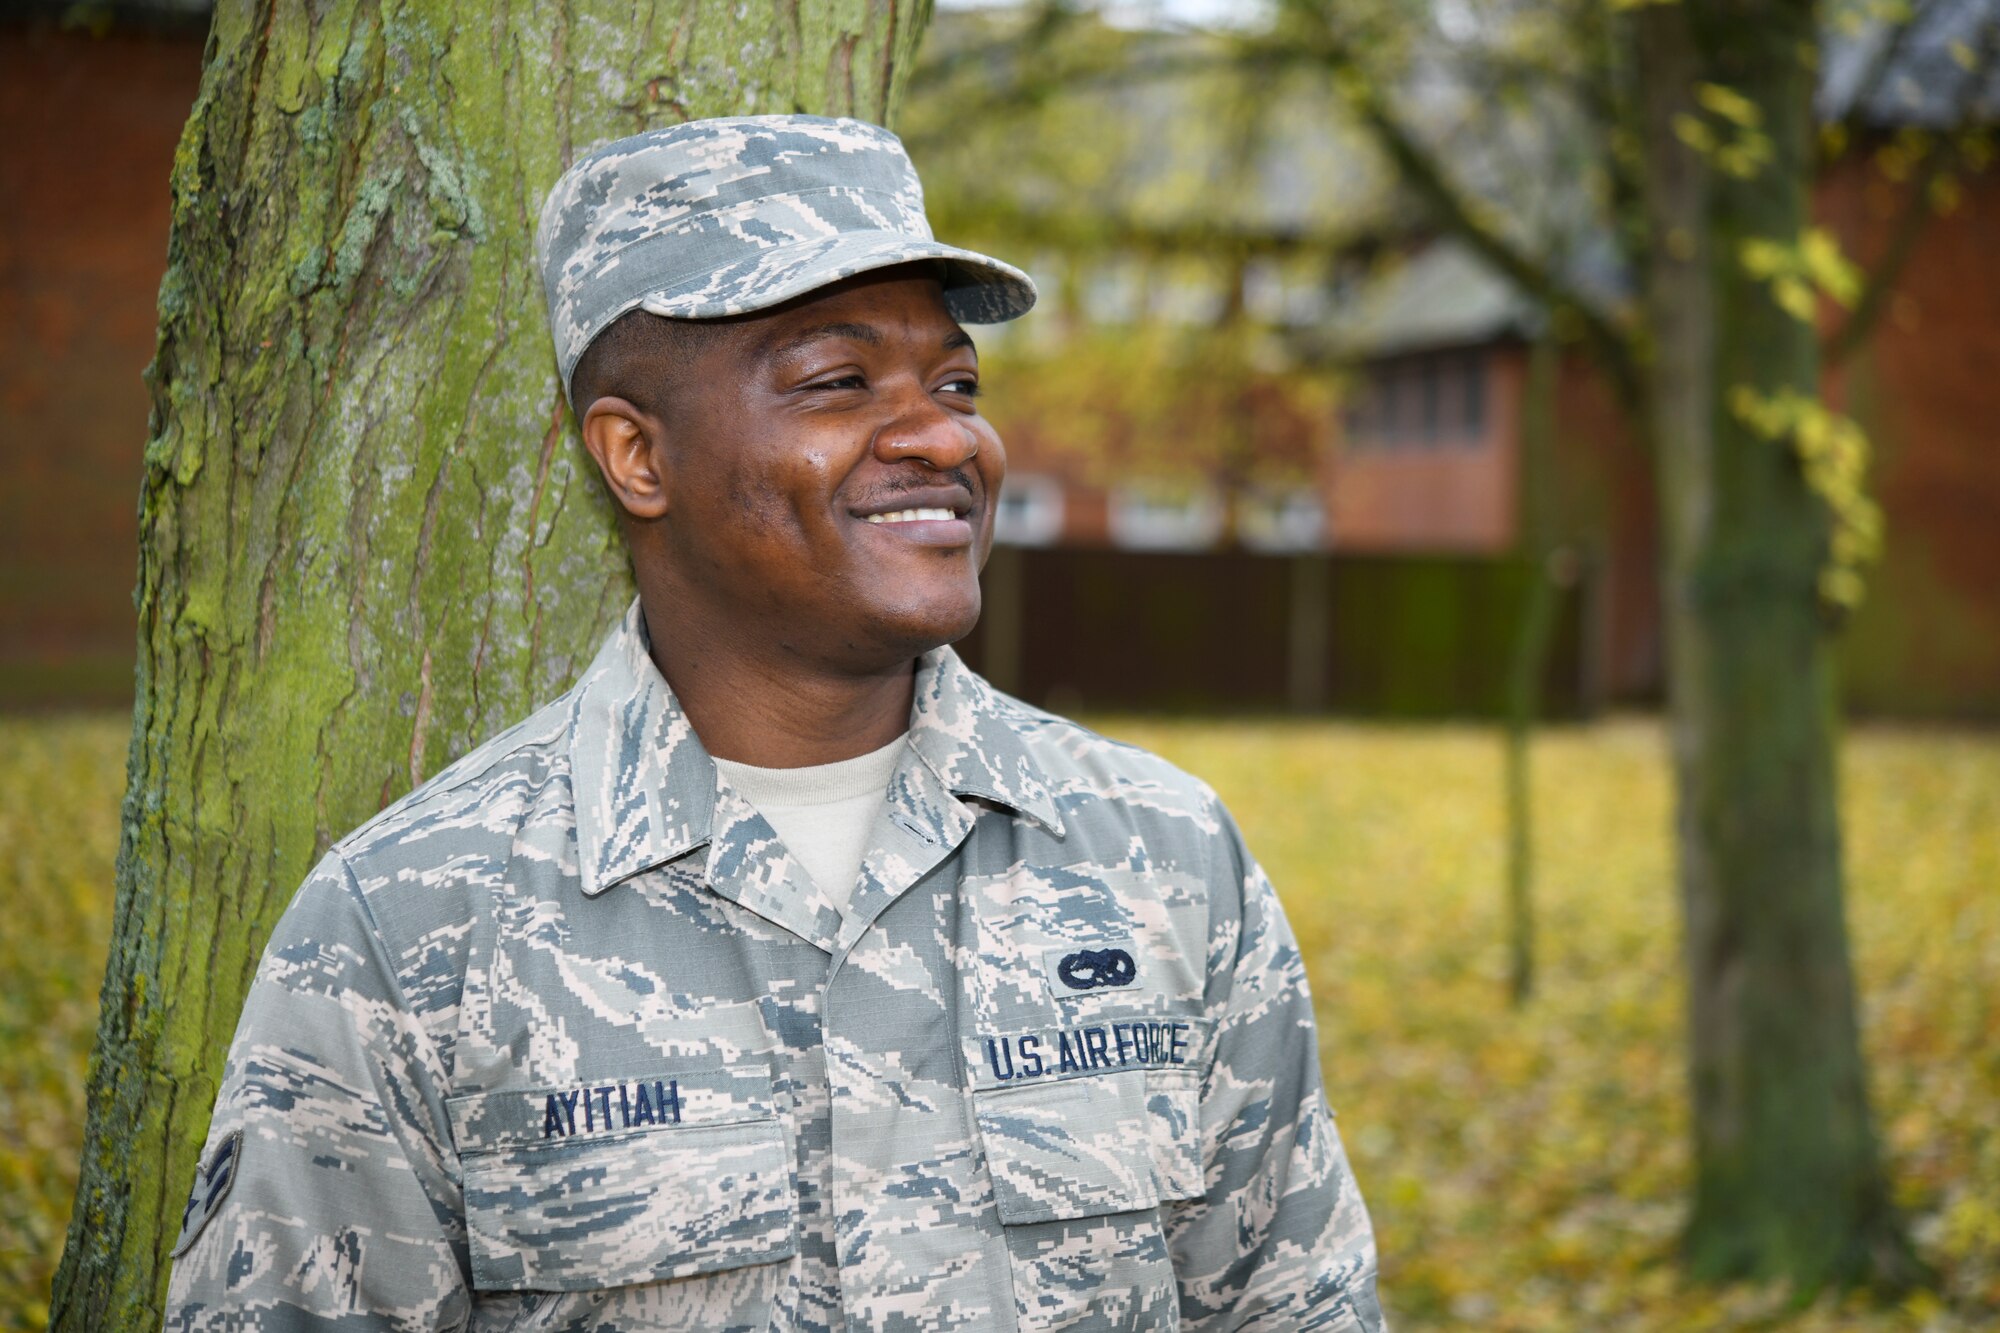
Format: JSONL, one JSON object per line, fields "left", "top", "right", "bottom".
{"left": 632, "top": 230, "right": 1037, "bottom": 328}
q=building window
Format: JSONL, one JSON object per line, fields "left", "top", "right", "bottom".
{"left": 993, "top": 475, "right": 1066, "bottom": 547}
{"left": 1459, "top": 351, "right": 1486, "bottom": 438}
{"left": 1236, "top": 488, "right": 1326, "bottom": 552}
{"left": 1370, "top": 371, "right": 1393, "bottom": 438}
{"left": 1107, "top": 486, "right": 1226, "bottom": 551}
{"left": 1344, "top": 349, "right": 1491, "bottom": 449}
{"left": 1419, "top": 356, "right": 1442, "bottom": 443}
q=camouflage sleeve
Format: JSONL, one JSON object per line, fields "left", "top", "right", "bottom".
{"left": 1166, "top": 798, "right": 1384, "bottom": 1331}
{"left": 165, "top": 851, "right": 472, "bottom": 1332}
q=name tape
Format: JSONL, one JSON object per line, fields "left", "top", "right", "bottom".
{"left": 542, "top": 1078, "right": 681, "bottom": 1139}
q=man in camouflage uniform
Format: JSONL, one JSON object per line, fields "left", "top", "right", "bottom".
{"left": 167, "top": 116, "right": 1382, "bottom": 1331}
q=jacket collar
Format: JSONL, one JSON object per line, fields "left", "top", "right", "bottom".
{"left": 571, "top": 599, "right": 1064, "bottom": 896}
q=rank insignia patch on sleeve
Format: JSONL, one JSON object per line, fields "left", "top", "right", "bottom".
{"left": 172, "top": 1129, "right": 242, "bottom": 1257}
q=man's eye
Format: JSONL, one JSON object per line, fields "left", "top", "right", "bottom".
{"left": 940, "top": 377, "right": 981, "bottom": 399}
{"left": 812, "top": 374, "right": 866, "bottom": 391}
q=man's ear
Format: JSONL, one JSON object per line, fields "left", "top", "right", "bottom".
{"left": 580, "top": 396, "right": 671, "bottom": 520}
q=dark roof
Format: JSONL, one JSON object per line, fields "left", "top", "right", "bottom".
{"left": 1318, "top": 243, "right": 1538, "bottom": 359}
{"left": 1818, "top": 0, "right": 1999, "bottom": 126}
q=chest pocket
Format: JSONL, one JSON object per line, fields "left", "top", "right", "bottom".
{"left": 972, "top": 1063, "right": 1205, "bottom": 1332}
{"left": 952, "top": 861, "right": 1214, "bottom": 1327}
{"left": 446, "top": 1061, "right": 796, "bottom": 1293}
{"left": 974, "top": 1066, "right": 1203, "bottom": 1224}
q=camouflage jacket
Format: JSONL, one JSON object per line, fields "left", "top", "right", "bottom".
{"left": 166, "top": 601, "right": 1383, "bottom": 1332}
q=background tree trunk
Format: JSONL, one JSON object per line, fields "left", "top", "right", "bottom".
{"left": 50, "top": 2, "right": 931, "bottom": 1326}
{"left": 1634, "top": 0, "right": 1915, "bottom": 1289}
{"left": 1502, "top": 332, "right": 1560, "bottom": 1007}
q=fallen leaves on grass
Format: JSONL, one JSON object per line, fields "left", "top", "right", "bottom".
{"left": 0, "top": 715, "right": 125, "bottom": 1332}
{"left": 1101, "top": 715, "right": 2000, "bottom": 1331}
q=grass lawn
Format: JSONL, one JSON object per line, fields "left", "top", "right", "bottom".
{"left": 0, "top": 716, "right": 123, "bottom": 1332}
{"left": 3, "top": 712, "right": 1996, "bottom": 1329}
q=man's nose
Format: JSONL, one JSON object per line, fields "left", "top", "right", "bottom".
{"left": 870, "top": 382, "right": 980, "bottom": 470}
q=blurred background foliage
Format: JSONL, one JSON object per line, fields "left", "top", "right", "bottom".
{"left": 903, "top": 7, "right": 1376, "bottom": 491}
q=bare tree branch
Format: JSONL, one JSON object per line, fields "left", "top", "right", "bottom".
{"left": 1285, "top": 21, "right": 1645, "bottom": 410}
{"left": 1823, "top": 9, "right": 2000, "bottom": 366}
{"left": 932, "top": 196, "right": 1365, "bottom": 260}
{"left": 915, "top": 0, "right": 1648, "bottom": 406}
{"left": 1822, "top": 136, "right": 1963, "bottom": 367}
{"left": 1846, "top": 0, "right": 1950, "bottom": 119}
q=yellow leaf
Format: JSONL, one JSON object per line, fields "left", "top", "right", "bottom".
{"left": 1776, "top": 277, "right": 1818, "bottom": 323}
{"left": 1696, "top": 82, "right": 1760, "bottom": 127}
{"left": 1801, "top": 228, "right": 1861, "bottom": 306}
{"left": 1717, "top": 146, "right": 1760, "bottom": 179}
{"left": 1900, "top": 1289, "right": 1945, "bottom": 1320}
{"left": 1819, "top": 566, "right": 1865, "bottom": 608}
{"left": 1928, "top": 174, "right": 1964, "bottom": 214}
{"left": 1874, "top": 142, "right": 1914, "bottom": 182}
{"left": 1672, "top": 113, "right": 1715, "bottom": 154}
{"left": 1738, "top": 237, "right": 1789, "bottom": 278}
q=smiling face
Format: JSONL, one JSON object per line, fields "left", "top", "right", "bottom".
{"left": 579, "top": 266, "right": 1006, "bottom": 678}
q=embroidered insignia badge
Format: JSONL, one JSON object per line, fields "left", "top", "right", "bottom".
{"left": 171, "top": 1129, "right": 242, "bottom": 1257}
{"left": 1054, "top": 946, "right": 1138, "bottom": 991}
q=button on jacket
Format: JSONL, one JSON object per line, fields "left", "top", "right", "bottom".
{"left": 166, "top": 602, "right": 1383, "bottom": 1331}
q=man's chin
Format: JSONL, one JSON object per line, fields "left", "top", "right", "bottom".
{"left": 841, "top": 594, "right": 982, "bottom": 670}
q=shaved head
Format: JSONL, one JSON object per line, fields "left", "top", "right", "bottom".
{"left": 569, "top": 309, "right": 726, "bottom": 422}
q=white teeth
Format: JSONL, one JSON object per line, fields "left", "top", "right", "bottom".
{"left": 863, "top": 507, "right": 958, "bottom": 524}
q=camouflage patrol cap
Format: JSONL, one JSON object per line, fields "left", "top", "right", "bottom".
{"left": 536, "top": 114, "right": 1038, "bottom": 404}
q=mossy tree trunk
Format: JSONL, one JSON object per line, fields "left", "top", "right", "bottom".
{"left": 50, "top": 2, "right": 932, "bottom": 1327}
{"left": 1634, "top": 0, "right": 1915, "bottom": 1289}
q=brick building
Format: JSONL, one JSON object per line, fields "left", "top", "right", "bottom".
{"left": 1, "top": 15, "right": 204, "bottom": 706}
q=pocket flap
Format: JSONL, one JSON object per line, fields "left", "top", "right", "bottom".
{"left": 449, "top": 1069, "right": 795, "bottom": 1292}
{"left": 1145, "top": 1073, "right": 1204, "bottom": 1205}
{"left": 448, "top": 1066, "right": 774, "bottom": 1151}
{"left": 973, "top": 1072, "right": 1160, "bottom": 1226}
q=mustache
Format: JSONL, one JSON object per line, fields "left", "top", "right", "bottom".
{"left": 868, "top": 470, "right": 976, "bottom": 506}
{"left": 875, "top": 468, "right": 978, "bottom": 498}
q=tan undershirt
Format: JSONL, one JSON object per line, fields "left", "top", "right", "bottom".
{"left": 711, "top": 733, "right": 908, "bottom": 919}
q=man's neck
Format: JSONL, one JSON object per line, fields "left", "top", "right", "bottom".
{"left": 640, "top": 599, "right": 916, "bottom": 768}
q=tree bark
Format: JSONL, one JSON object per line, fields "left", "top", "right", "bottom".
{"left": 1503, "top": 333, "right": 1560, "bottom": 1007}
{"left": 1633, "top": 0, "right": 1916, "bottom": 1289}
{"left": 50, "top": 2, "right": 932, "bottom": 1327}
